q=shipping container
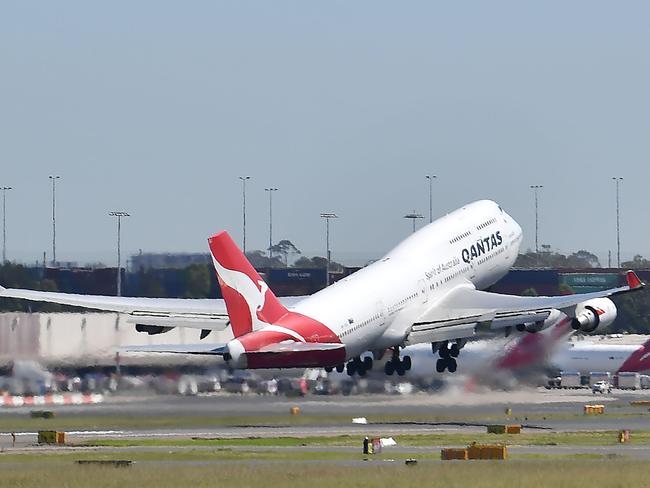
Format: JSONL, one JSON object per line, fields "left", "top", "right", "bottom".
{"left": 559, "top": 273, "right": 621, "bottom": 294}
{"left": 560, "top": 371, "right": 581, "bottom": 388}
{"left": 618, "top": 372, "right": 641, "bottom": 390}
{"left": 489, "top": 269, "right": 559, "bottom": 296}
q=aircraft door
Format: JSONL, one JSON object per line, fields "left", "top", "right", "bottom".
{"left": 418, "top": 279, "right": 428, "bottom": 305}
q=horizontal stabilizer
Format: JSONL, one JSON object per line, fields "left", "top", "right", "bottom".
{"left": 256, "top": 342, "right": 345, "bottom": 354}
{"left": 121, "top": 344, "right": 227, "bottom": 355}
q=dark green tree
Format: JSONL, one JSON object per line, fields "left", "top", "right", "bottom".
{"left": 245, "top": 250, "right": 285, "bottom": 268}
{"left": 182, "top": 264, "right": 212, "bottom": 298}
{"left": 622, "top": 255, "right": 650, "bottom": 269}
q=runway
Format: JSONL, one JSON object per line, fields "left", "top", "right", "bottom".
{"left": 2, "top": 388, "right": 650, "bottom": 459}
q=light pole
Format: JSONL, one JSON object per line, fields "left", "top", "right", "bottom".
{"left": 404, "top": 211, "right": 424, "bottom": 233}
{"left": 1, "top": 186, "right": 12, "bottom": 263}
{"left": 265, "top": 188, "right": 278, "bottom": 258}
{"left": 49, "top": 175, "right": 60, "bottom": 266}
{"left": 320, "top": 213, "right": 338, "bottom": 287}
{"left": 613, "top": 177, "right": 623, "bottom": 267}
{"left": 239, "top": 176, "right": 251, "bottom": 254}
{"left": 530, "top": 185, "right": 543, "bottom": 254}
{"left": 425, "top": 175, "right": 436, "bottom": 223}
{"left": 109, "top": 211, "right": 130, "bottom": 296}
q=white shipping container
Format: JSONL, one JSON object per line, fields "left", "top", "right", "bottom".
{"left": 618, "top": 372, "right": 641, "bottom": 390}
{"left": 560, "top": 371, "right": 581, "bottom": 388}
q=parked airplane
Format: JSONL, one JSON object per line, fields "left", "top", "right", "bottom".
{"left": 0, "top": 200, "right": 643, "bottom": 376}
{"left": 404, "top": 310, "right": 576, "bottom": 380}
{"left": 407, "top": 315, "right": 650, "bottom": 385}
{"left": 550, "top": 337, "right": 650, "bottom": 374}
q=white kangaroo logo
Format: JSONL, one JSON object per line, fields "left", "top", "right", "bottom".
{"left": 211, "top": 256, "right": 305, "bottom": 342}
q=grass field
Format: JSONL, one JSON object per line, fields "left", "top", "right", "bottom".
{"left": 2, "top": 405, "right": 649, "bottom": 487}
{"left": 1, "top": 460, "right": 649, "bottom": 488}
{"left": 1, "top": 428, "right": 649, "bottom": 487}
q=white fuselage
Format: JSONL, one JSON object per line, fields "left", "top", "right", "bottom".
{"left": 551, "top": 343, "right": 644, "bottom": 374}
{"left": 291, "top": 200, "right": 523, "bottom": 360}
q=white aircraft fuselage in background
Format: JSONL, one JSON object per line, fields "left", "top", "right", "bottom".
{"left": 551, "top": 340, "right": 650, "bottom": 374}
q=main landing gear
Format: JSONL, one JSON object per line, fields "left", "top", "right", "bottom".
{"left": 384, "top": 348, "right": 411, "bottom": 376}
{"left": 433, "top": 340, "right": 464, "bottom": 373}
{"left": 328, "top": 356, "right": 373, "bottom": 377}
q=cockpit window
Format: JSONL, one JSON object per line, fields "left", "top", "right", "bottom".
{"left": 498, "top": 205, "right": 503, "bottom": 213}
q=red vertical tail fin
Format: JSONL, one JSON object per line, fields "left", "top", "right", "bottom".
{"left": 208, "top": 231, "right": 288, "bottom": 338}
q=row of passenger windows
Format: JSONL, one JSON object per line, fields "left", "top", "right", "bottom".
{"left": 476, "top": 246, "right": 506, "bottom": 265}
{"left": 449, "top": 230, "right": 472, "bottom": 244}
{"left": 387, "top": 292, "right": 418, "bottom": 314}
{"left": 341, "top": 312, "right": 382, "bottom": 337}
{"left": 476, "top": 218, "right": 497, "bottom": 230}
{"left": 444, "top": 267, "right": 470, "bottom": 283}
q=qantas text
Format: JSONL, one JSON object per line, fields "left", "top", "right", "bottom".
{"left": 461, "top": 231, "right": 503, "bottom": 263}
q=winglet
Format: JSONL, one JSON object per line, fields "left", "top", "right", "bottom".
{"left": 626, "top": 270, "right": 644, "bottom": 290}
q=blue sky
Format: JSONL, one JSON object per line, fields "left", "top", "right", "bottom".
{"left": 1, "top": 2, "right": 649, "bottom": 266}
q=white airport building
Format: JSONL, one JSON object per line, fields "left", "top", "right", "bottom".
{"left": 0, "top": 312, "right": 234, "bottom": 368}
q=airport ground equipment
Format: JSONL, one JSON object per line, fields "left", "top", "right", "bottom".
{"left": 560, "top": 371, "right": 582, "bottom": 388}
{"left": 584, "top": 404, "right": 605, "bottom": 414}
{"left": 618, "top": 372, "right": 641, "bottom": 390}
{"left": 589, "top": 372, "right": 612, "bottom": 387}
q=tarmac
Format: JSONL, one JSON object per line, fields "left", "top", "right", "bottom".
{"left": 1, "top": 387, "right": 650, "bottom": 459}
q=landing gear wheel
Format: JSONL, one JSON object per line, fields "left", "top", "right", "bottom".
{"left": 363, "top": 356, "right": 373, "bottom": 370}
{"left": 395, "top": 362, "right": 406, "bottom": 376}
{"left": 385, "top": 361, "right": 395, "bottom": 376}
{"left": 346, "top": 362, "right": 356, "bottom": 376}
{"left": 325, "top": 366, "right": 333, "bottom": 373}
{"left": 336, "top": 364, "right": 344, "bottom": 373}
{"left": 447, "top": 358, "right": 458, "bottom": 373}
{"left": 403, "top": 355, "right": 412, "bottom": 371}
{"left": 450, "top": 343, "right": 460, "bottom": 358}
{"left": 436, "top": 358, "right": 446, "bottom": 373}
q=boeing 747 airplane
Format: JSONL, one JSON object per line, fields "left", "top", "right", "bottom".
{"left": 0, "top": 200, "right": 643, "bottom": 376}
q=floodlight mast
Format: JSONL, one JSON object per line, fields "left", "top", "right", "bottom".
{"left": 320, "top": 213, "right": 338, "bottom": 287}
{"left": 109, "top": 211, "right": 130, "bottom": 296}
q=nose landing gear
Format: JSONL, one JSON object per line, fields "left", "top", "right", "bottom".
{"left": 384, "top": 348, "right": 411, "bottom": 376}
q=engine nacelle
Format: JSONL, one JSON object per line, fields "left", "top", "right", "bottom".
{"left": 571, "top": 298, "right": 617, "bottom": 333}
{"left": 135, "top": 324, "right": 174, "bottom": 335}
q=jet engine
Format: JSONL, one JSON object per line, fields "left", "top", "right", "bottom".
{"left": 571, "top": 298, "right": 617, "bottom": 333}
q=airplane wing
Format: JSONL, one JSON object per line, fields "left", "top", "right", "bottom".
{"left": 405, "top": 270, "right": 643, "bottom": 345}
{"left": 0, "top": 285, "right": 305, "bottom": 331}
